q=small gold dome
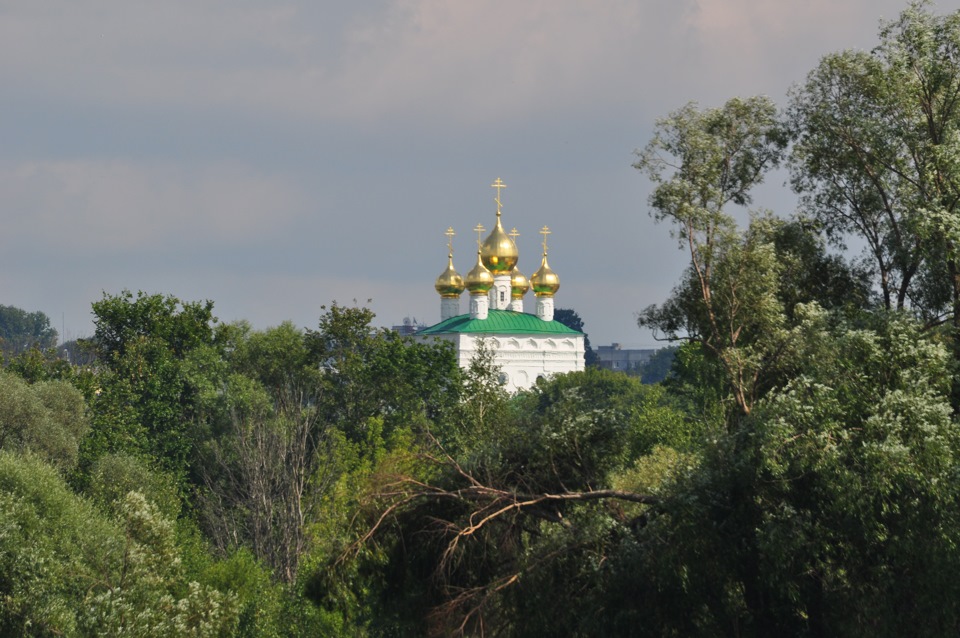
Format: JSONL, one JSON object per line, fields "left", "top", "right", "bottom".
{"left": 530, "top": 253, "right": 560, "bottom": 297}
{"left": 435, "top": 254, "right": 464, "bottom": 298}
{"left": 480, "top": 218, "right": 519, "bottom": 273}
{"left": 465, "top": 251, "right": 494, "bottom": 294}
{"left": 510, "top": 267, "right": 529, "bottom": 299}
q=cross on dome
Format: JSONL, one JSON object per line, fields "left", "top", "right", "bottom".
{"left": 473, "top": 223, "right": 486, "bottom": 250}
{"left": 445, "top": 226, "right": 456, "bottom": 254}
{"left": 491, "top": 177, "right": 506, "bottom": 217}
{"left": 539, "top": 225, "right": 552, "bottom": 255}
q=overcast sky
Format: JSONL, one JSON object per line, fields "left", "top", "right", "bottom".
{"left": 1, "top": 0, "right": 950, "bottom": 347}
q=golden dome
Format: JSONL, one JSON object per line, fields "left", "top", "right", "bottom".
{"left": 530, "top": 253, "right": 560, "bottom": 297}
{"left": 510, "top": 267, "right": 529, "bottom": 299}
{"left": 465, "top": 251, "right": 494, "bottom": 294}
{"left": 480, "top": 217, "right": 518, "bottom": 273}
{"left": 435, "top": 253, "right": 464, "bottom": 298}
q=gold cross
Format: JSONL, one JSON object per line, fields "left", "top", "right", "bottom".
{"left": 539, "top": 225, "right": 551, "bottom": 254}
{"left": 473, "top": 223, "right": 486, "bottom": 250}
{"left": 491, "top": 177, "right": 506, "bottom": 217}
{"left": 509, "top": 227, "right": 520, "bottom": 242}
{"left": 445, "top": 226, "right": 456, "bottom": 254}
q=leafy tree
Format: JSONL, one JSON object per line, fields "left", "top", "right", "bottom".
{"left": 199, "top": 305, "right": 459, "bottom": 587}
{"left": 7, "top": 346, "right": 78, "bottom": 385}
{"left": 87, "top": 453, "right": 182, "bottom": 520}
{"left": 789, "top": 1, "right": 960, "bottom": 407}
{"left": 306, "top": 302, "right": 461, "bottom": 445}
{"left": 634, "top": 97, "right": 788, "bottom": 415}
{"left": 0, "top": 452, "right": 241, "bottom": 637}
{"left": 0, "top": 305, "right": 57, "bottom": 360}
{"left": 79, "top": 290, "right": 220, "bottom": 482}
{"left": 639, "top": 212, "right": 788, "bottom": 416}
{"left": 771, "top": 219, "right": 874, "bottom": 321}
{"left": 638, "top": 345, "right": 677, "bottom": 384}
{"left": 338, "top": 367, "right": 694, "bottom": 636}
{"left": 0, "top": 371, "right": 88, "bottom": 472}
{"left": 631, "top": 309, "right": 960, "bottom": 636}
{"left": 196, "top": 321, "right": 334, "bottom": 584}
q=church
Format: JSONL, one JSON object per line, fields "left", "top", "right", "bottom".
{"left": 415, "top": 179, "right": 585, "bottom": 392}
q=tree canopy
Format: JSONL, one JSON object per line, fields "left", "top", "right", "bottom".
{"left": 0, "top": 305, "right": 57, "bottom": 360}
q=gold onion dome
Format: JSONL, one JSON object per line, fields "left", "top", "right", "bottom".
{"left": 510, "top": 267, "right": 529, "bottom": 299}
{"left": 531, "top": 253, "right": 560, "bottom": 297}
{"left": 465, "top": 251, "right": 494, "bottom": 294}
{"left": 480, "top": 178, "right": 518, "bottom": 273}
{"left": 480, "top": 218, "right": 519, "bottom": 273}
{"left": 435, "top": 253, "right": 464, "bottom": 298}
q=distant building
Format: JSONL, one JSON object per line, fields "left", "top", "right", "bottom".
{"left": 595, "top": 343, "right": 655, "bottom": 373}
{"left": 414, "top": 178, "right": 585, "bottom": 392}
{"left": 392, "top": 317, "right": 426, "bottom": 336}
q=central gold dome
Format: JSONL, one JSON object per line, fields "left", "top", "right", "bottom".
{"left": 480, "top": 218, "right": 518, "bottom": 273}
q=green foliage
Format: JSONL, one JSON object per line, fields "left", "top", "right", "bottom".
{"left": 79, "top": 492, "right": 240, "bottom": 637}
{"left": 0, "top": 371, "right": 89, "bottom": 472}
{"left": 509, "top": 368, "right": 696, "bottom": 491}
{"left": 770, "top": 219, "right": 874, "bottom": 320}
{"left": 0, "top": 453, "right": 241, "bottom": 637}
{"left": 227, "top": 321, "right": 317, "bottom": 410}
{"left": 200, "top": 549, "right": 285, "bottom": 638}
{"left": 640, "top": 214, "right": 788, "bottom": 414}
{"left": 0, "top": 305, "right": 57, "bottom": 360}
{"left": 635, "top": 98, "right": 791, "bottom": 415}
{"left": 338, "top": 367, "right": 696, "bottom": 635}
{"left": 89, "top": 290, "right": 217, "bottom": 362}
{"left": 6, "top": 346, "right": 76, "bottom": 384}
{"left": 789, "top": 1, "right": 960, "bottom": 408}
{"left": 86, "top": 453, "right": 182, "bottom": 520}
{"left": 633, "top": 311, "right": 960, "bottom": 636}
{"left": 638, "top": 345, "right": 676, "bottom": 384}
{"left": 80, "top": 290, "right": 220, "bottom": 484}
{"left": 634, "top": 95, "right": 787, "bottom": 238}
{"left": 0, "top": 451, "right": 118, "bottom": 636}
{"left": 307, "top": 302, "right": 461, "bottom": 445}
{"left": 439, "top": 337, "right": 510, "bottom": 462}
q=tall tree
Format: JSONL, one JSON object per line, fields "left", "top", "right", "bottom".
{"left": 789, "top": 1, "right": 960, "bottom": 407}
{"left": 200, "top": 305, "right": 460, "bottom": 585}
{"left": 198, "top": 322, "right": 337, "bottom": 584}
{"left": 79, "top": 290, "right": 220, "bottom": 481}
{"left": 633, "top": 96, "right": 788, "bottom": 415}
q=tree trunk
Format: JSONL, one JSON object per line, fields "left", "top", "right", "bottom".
{"left": 951, "top": 259, "right": 960, "bottom": 415}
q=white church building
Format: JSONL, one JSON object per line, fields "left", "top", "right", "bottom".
{"left": 415, "top": 179, "right": 585, "bottom": 392}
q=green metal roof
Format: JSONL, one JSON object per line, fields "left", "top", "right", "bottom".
{"left": 417, "top": 310, "right": 582, "bottom": 336}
